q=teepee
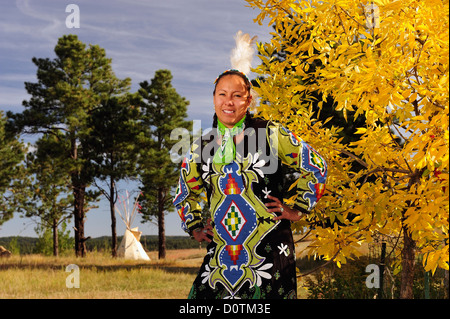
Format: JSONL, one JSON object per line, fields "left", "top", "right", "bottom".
{"left": 116, "top": 191, "right": 150, "bottom": 261}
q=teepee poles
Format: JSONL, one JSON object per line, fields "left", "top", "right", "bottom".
{"left": 115, "top": 191, "right": 142, "bottom": 230}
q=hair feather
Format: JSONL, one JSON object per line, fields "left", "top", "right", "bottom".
{"left": 230, "top": 30, "right": 257, "bottom": 75}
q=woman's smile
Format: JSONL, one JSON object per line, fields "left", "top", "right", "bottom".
{"left": 214, "top": 74, "right": 251, "bottom": 128}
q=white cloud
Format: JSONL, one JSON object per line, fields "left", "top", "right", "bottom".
{"left": 0, "top": 86, "right": 31, "bottom": 113}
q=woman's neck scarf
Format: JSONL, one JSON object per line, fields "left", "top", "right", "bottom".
{"left": 214, "top": 115, "right": 246, "bottom": 164}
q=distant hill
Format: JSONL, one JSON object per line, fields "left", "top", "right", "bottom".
{"left": 87, "top": 235, "right": 200, "bottom": 251}
{"left": 0, "top": 235, "right": 199, "bottom": 255}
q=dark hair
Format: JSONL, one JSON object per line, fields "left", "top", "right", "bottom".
{"left": 213, "top": 69, "right": 252, "bottom": 95}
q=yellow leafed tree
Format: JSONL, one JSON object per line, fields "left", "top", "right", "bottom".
{"left": 246, "top": 0, "right": 449, "bottom": 298}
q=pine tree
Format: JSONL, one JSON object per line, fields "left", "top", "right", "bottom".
{"left": 7, "top": 34, "right": 130, "bottom": 256}
{"left": 137, "top": 69, "right": 191, "bottom": 259}
{"left": 24, "top": 133, "right": 73, "bottom": 256}
{"left": 0, "top": 111, "right": 26, "bottom": 225}
{"left": 85, "top": 93, "right": 142, "bottom": 257}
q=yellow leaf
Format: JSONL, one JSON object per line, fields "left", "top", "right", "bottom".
{"left": 409, "top": 92, "right": 418, "bottom": 103}
{"left": 248, "top": 0, "right": 450, "bottom": 273}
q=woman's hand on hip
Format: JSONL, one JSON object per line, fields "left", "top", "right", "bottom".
{"left": 265, "top": 195, "right": 303, "bottom": 222}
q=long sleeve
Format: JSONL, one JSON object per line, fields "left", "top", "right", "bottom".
{"left": 268, "top": 123, "right": 327, "bottom": 213}
{"left": 173, "top": 141, "right": 205, "bottom": 234}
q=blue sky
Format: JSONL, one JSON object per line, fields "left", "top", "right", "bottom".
{"left": 0, "top": 0, "right": 273, "bottom": 238}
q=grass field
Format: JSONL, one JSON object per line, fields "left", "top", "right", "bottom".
{"left": 0, "top": 249, "right": 203, "bottom": 299}
{"left": 0, "top": 238, "right": 322, "bottom": 299}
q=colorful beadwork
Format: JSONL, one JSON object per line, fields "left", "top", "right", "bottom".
{"left": 174, "top": 117, "right": 327, "bottom": 299}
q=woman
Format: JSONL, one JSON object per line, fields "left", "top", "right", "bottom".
{"left": 173, "top": 69, "right": 327, "bottom": 299}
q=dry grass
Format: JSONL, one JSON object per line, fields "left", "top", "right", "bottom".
{"left": 0, "top": 249, "right": 203, "bottom": 299}
{"left": 0, "top": 242, "right": 332, "bottom": 299}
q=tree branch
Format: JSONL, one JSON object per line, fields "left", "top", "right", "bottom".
{"left": 296, "top": 249, "right": 341, "bottom": 278}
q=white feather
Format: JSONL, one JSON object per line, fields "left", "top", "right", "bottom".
{"left": 230, "top": 30, "right": 257, "bottom": 75}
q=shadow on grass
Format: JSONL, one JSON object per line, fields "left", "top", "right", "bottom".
{"left": 0, "top": 261, "right": 200, "bottom": 275}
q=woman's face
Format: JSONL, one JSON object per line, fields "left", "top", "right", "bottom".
{"left": 214, "top": 74, "right": 252, "bottom": 128}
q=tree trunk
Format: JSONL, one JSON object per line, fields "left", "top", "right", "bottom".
{"left": 73, "top": 183, "right": 87, "bottom": 257}
{"left": 52, "top": 218, "right": 59, "bottom": 257}
{"left": 400, "top": 225, "right": 416, "bottom": 299}
{"left": 110, "top": 177, "right": 117, "bottom": 257}
{"left": 158, "top": 188, "right": 166, "bottom": 259}
{"left": 71, "top": 134, "right": 89, "bottom": 257}
{"left": 444, "top": 269, "right": 449, "bottom": 299}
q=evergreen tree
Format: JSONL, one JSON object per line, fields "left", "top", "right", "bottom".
{"left": 34, "top": 221, "right": 73, "bottom": 256}
{"left": 85, "top": 93, "right": 142, "bottom": 257}
{"left": 137, "top": 69, "right": 191, "bottom": 259}
{"left": 7, "top": 34, "right": 130, "bottom": 256}
{"left": 24, "top": 133, "right": 73, "bottom": 256}
{"left": 0, "top": 111, "right": 26, "bottom": 225}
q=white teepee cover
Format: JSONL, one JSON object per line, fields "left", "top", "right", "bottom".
{"left": 116, "top": 192, "right": 150, "bottom": 261}
{"left": 117, "top": 227, "right": 150, "bottom": 261}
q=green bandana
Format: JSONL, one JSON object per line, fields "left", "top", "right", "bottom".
{"left": 214, "top": 116, "right": 246, "bottom": 164}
